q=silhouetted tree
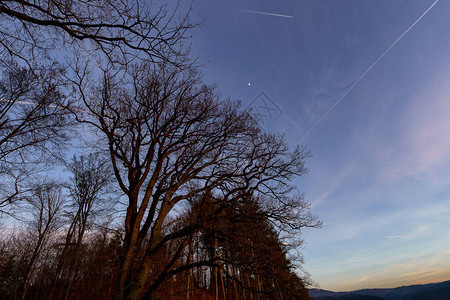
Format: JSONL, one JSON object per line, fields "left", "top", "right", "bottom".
{"left": 0, "top": 0, "right": 196, "bottom": 210}
{"left": 73, "top": 61, "right": 315, "bottom": 299}
{"left": 19, "top": 181, "right": 65, "bottom": 299}
{"left": 0, "top": 62, "right": 70, "bottom": 210}
{"left": 0, "top": 0, "right": 195, "bottom": 67}
{"left": 50, "top": 154, "right": 113, "bottom": 299}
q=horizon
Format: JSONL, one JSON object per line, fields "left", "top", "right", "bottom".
{"left": 311, "top": 279, "right": 450, "bottom": 293}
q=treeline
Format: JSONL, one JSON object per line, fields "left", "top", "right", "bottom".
{"left": 0, "top": 183, "right": 312, "bottom": 299}
{"left": 0, "top": 1, "right": 320, "bottom": 299}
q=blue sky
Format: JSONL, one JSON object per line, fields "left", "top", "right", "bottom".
{"left": 189, "top": 0, "right": 450, "bottom": 291}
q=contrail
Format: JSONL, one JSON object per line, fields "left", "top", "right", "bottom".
{"left": 234, "top": 9, "right": 293, "bottom": 19}
{"left": 298, "top": 0, "right": 439, "bottom": 144}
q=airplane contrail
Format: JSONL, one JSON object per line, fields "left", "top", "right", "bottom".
{"left": 298, "top": 0, "right": 439, "bottom": 144}
{"left": 234, "top": 9, "right": 294, "bottom": 19}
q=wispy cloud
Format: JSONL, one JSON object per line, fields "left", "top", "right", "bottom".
{"left": 352, "top": 275, "right": 369, "bottom": 284}
{"left": 338, "top": 275, "right": 370, "bottom": 288}
{"left": 386, "top": 224, "right": 431, "bottom": 240}
{"left": 310, "top": 162, "right": 356, "bottom": 209}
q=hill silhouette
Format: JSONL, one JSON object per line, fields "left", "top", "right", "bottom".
{"left": 310, "top": 280, "right": 450, "bottom": 300}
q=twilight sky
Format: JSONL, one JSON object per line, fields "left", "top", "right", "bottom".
{"left": 189, "top": 0, "right": 450, "bottom": 292}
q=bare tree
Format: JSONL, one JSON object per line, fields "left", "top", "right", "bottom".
{"left": 0, "top": 62, "right": 71, "bottom": 211}
{"left": 19, "top": 181, "right": 65, "bottom": 299}
{"left": 0, "top": 0, "right": 197, "bottom": 210}
{"left": 0, "top": 0, "right": 196, "bottom": 67}
{"left": 74, "top": 62, "right": 314, "bottom": 299}
{"left": 51, "top": 154, "right": 112, "bottom": 299}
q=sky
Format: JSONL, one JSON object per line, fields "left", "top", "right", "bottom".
{"left": 188, "top": 0, "right": 450, "bottom": 292}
